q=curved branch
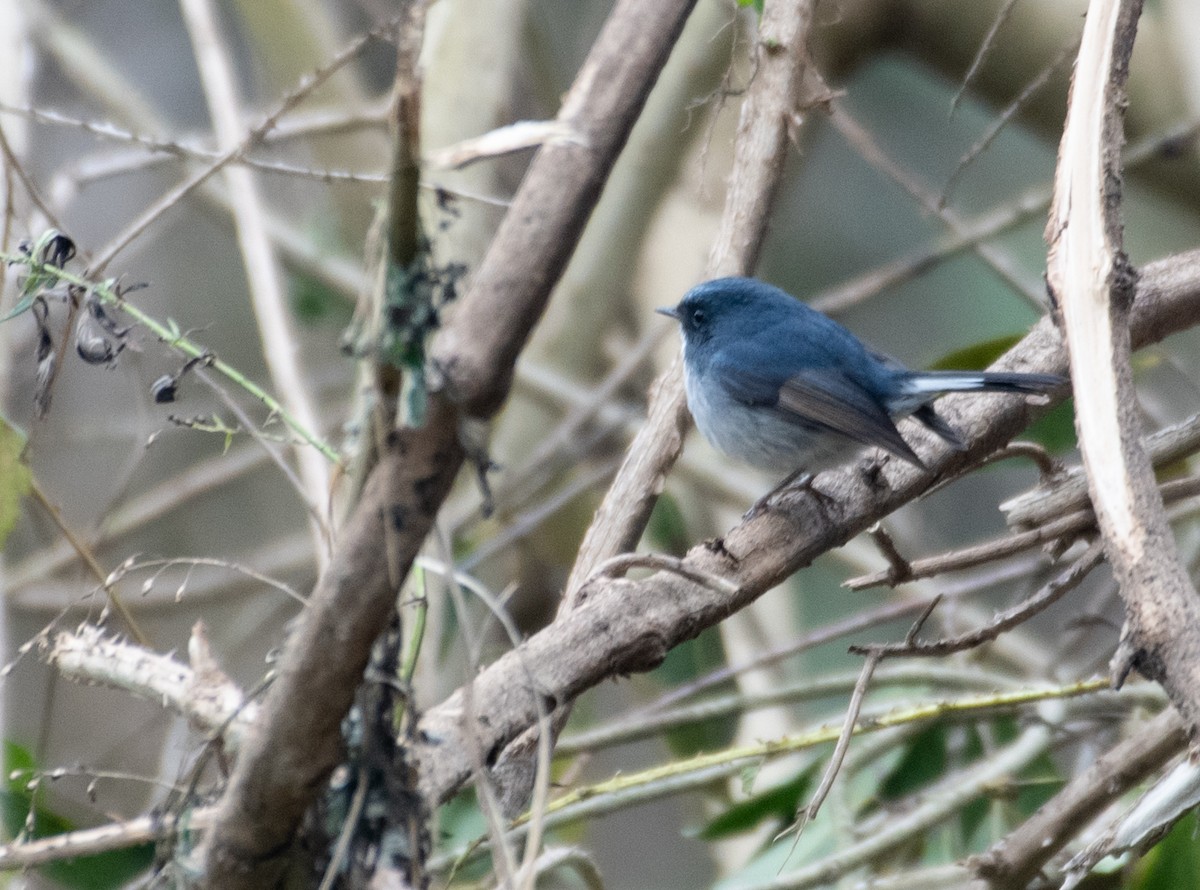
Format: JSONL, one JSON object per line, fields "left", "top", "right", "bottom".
{"left": 1045, "top": 0, "right": 1200, "bottom": 741}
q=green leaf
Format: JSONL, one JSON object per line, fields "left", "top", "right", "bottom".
{"left": 959, "top": 792, "right": 991, "bottom": 851}
{"left": 1014, "top": 753, "right": 1063, "bottom": 818}
{"left": 738, "top": 761, "right": 763, "bottom": 796}
{"left": 879, "top": 722, "right": 947, "bottom": 800}
{"left": 696, "top": 765, "right": 817, "bottom": 840}
{"left": 0, "top": 292, "right": 36, "bottom": 323}
{"left": 0, "top": 416, "right": 30, "bottom": 548}
{"left": 932, "top": 336, "right": 1075, "bottom": 454}
{"left": 654, "top": 626, "right": 727, "bottom": 687}
{"left": 3, "top": 741, "right": 155, "bottom": 889}
{"left": 289, "top": 270, "right": 352, "bottom": 324}
{"left": 2, "top": 741, "right": 37, "bottom": 837}
{"left": 652, "top": 629, "right": 733, "bottom": 757}
{"left": 435, "top": 790, "right": 493, "bottom": 883}
{"left": 736, "top": 0, "right": 764, "bottom": 14}
{"left": 646, "top": 492, "right": 689, "bottom": 555}
{"left": 1023, "top": 397, "right": 1076, "bottom": 453}
{"left": 401, "top": 366, "right": 428, "bottom": 430}
{"left": 1131, "top": 810, "right": 1200, "bottom": 890}
{"left": 930, "top": 335, "right": 1023, "bottom": 372}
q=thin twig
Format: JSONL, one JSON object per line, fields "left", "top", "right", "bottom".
{"left": 28, "top": 479, "right": 148, "bottom": 645}
{"left": 760, "top": 725, "right": 1054, "bottom": 890}
{"left": 865, "top": 524, "right": 913, "bottom": 586}
{"left": 88, "top": 15, "right": 399, "bottom": 273}
{"left": 1003, "top": 409, "right": 1200, "bottom": 528}
{"left": 792, "top": 599, "right": 941, "bottom": 835}
{"left": 0, "top": 806, "right": 216, "bottom": 869}
{"left": 827, "top": 101, "right": 1045, "bottom": 307}
{"left": 557, "top": 663, "right": 1026, "bottom": 755}
{"left": 941, "top": 34, "right": 1079, "bottom": 207}
{"left": 192, "top": 365, "right": 328, "bottom": 539}
{"left": 180, "top": 0, "right": 332, "bottom": 562}
{"left": 0, "top": 101, "right": 391, "bottom": 184}
{"left": 0, "top": 122, "right": 63, "bottom": 231}
{"left": 950, "top": 0, "right": 1021, "bottom": 111}
{"left": 588, "top": 551, "right": 739, "bottom": 594}
{"left": 844, "top": 477, "right": 1200, "bottom": 590}
{"left": 452, "top": 323, "right": 669, "bottom": 528}
{"left": 636, "top": 553, "right": 1046, "bottom": 715}
{"left": 844, "top": 507, "right": 1091, "bottom": 590}
{"left": 458, "top": 460, "right": 620, "bottom": 572}
{"left": 104, "top": 555, "right": 305, "bottom": 606}
{"left": 849, "top": 541, "right": 1105, "bottom": 659}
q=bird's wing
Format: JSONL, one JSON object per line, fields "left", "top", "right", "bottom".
{"left": 716, "top": 354, "right": 924, "bottom": 468}
{"left": 776, "top": 370, "right": 924, "bottom": 467}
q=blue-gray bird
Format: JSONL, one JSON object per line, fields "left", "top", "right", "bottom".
{"left": 657, "top": 277, "right": 1063, "bottom": 483}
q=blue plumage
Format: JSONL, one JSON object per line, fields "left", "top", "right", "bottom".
{"left": 658, "top": 277, "right": 1063, "bottom": 477}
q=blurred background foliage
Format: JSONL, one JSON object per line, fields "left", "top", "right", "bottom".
{"left": 3, "top": 0, "right": 1200, "bottom": 887}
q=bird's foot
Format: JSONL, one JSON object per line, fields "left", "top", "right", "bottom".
{"left": 743, "top": 470, "right": 832, "bottom": 521}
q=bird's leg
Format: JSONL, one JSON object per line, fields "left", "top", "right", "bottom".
{"left": 743, "top": 469, "right": 833, "bottom": 521}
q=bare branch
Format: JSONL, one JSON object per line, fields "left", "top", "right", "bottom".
{"left": 971, "top": 707, "right": 1186, "bottom": 887}
{"left": 1002, "top": 410, "right": 1200, "bottom": 528}
{"left": 198, "top": 1, "right": 703, "bottom": 885}
{"left": 0, "top": 807, "right": 216, "bottom": 870}
{"left": 47, "top": 623, "right": 254, "bottom": 749}
{"left": 846, "top": 476, "right": 1200, "bottom": 590}
{"left": 1045, "top": 0, "right": 1200, "bottom": 741}
{"left": 850, "top": 541, "right": 1104, "bottom": 658}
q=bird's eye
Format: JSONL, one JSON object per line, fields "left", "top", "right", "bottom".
{"left": 690, "top": 308, "right": 706, "bottom": 326}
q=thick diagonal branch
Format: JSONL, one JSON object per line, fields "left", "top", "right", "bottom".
{"left": 198, "top": 1, "right": 699, "bottom": 886}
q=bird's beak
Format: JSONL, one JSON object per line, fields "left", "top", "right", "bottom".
{"left": 656, "top": 305, "right": 681, "bottom": 320}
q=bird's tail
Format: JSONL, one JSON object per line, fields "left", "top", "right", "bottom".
{"left": 896, "top": 369, "right": 1064, "bottom": 400}
{"left": 889, "top": 370, "right": 1065, "bottom": 450}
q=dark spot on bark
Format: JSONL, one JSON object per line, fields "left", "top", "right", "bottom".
{"left": 1131, "top": 646, "right": 1167, "bottom": 685}
{"left": 860, "top": 459, "right": 888, "bottom": 490}
{"left": 390, "top": 505, "right": 407, "bottom": 532}
{"left": 413, "top": 472, "right": 443, "bottom": 514}
{"left": 619, "top": 630, "right": 668, "bottom": 673}
{"left": 485, "top": 740, "right": 503, "bottom": 767}
{"left": 1113, "top": 251, "right": 1140, "bottom": 312}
